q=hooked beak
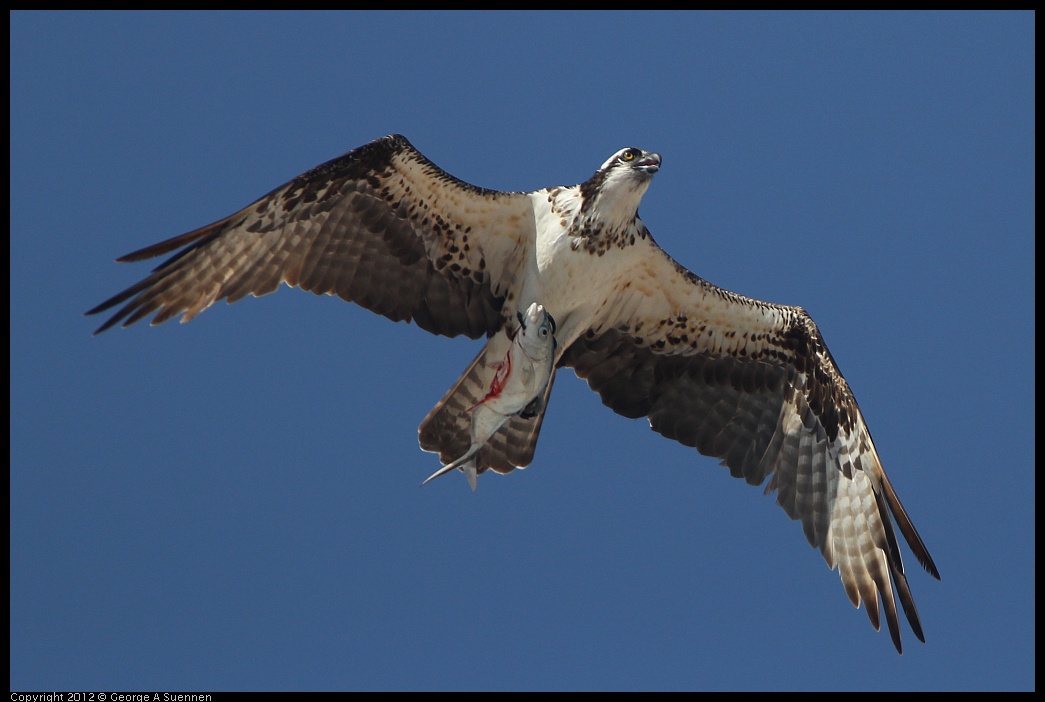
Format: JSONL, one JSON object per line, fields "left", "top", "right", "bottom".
{"left": 634, "top": 152, "right": 661, "bottom": 175}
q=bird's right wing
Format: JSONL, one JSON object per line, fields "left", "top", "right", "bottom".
{"left": 87, "top": 134, "right": 536, "bottom": 339}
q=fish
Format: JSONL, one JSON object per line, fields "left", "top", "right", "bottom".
{"left": 421, "top": 302, "right": 556, "bottom": 491}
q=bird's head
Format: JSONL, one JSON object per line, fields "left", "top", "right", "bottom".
{"left": 579, "top": 147, "right": 661, "bottom": 229}
{"left": 598, "top": 147, "right": 661, "bottom": 177}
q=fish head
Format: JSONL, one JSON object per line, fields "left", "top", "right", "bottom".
{"left": 516, "top": 302, "right": 556, "bottom": 359}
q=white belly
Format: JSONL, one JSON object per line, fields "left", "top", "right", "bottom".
{"left": 519, "top": 196, "right": 647, "bottom": 351}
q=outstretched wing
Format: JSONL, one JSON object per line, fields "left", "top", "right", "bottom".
{"left": 86, "top": 134, "right": 536, "bottom": 339}
{"left": 559, "top": 240, "right": 940, "bottom": 653}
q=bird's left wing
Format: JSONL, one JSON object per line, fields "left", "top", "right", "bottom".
{"left": 559, "top": 240, "right": 940, "bottom": 653}
{"left": 87, "top": 134, "right": 536, "bottom": 339}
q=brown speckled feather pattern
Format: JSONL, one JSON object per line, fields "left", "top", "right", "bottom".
{"left": 558, "top": 240, "right": 939, "bottom": 652}
{"left": 88, "top": 135, "right": 938, "bottom": 653}
{"left": 87, "top": 135, "right": 535, "bottom": 339}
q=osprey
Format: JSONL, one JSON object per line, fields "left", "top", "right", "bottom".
{"left": 87, "top": 134, "right": 940, "bottom": 652}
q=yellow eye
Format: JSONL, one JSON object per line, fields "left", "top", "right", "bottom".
{"left": 621, "top": 150, "right": 636, "bottom": 162}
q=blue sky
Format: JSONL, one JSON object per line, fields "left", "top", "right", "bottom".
{"left": 10, "top": 11, "right": 1034, "bottom": 691}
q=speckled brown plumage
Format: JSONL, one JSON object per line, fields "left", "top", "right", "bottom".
{"left": 88, "top": 134, "right": 939, "bottom": 653}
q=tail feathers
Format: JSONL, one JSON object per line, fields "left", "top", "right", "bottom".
{"left": 477, "top": 374, "right": 554, "bottom": 472}
{"left": 418, "top": 341, "right": 499, "bottom": 464}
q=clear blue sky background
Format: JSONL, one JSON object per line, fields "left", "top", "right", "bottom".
{"left": 11, "top": 11, "right": 1034, "bottom": 691}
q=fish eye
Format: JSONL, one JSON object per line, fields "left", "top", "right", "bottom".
{"left": 540, "top": 326, "right": 549, "bottom": 338}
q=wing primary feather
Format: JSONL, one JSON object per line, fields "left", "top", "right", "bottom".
{"left": 880, "top": 468, "right": 941, "bottom": 580}
{"left": 84, "top": 219, "right": 231, "bottom": 332}
{"left": 114, "top": 217, "right": 231, "bottom": 263}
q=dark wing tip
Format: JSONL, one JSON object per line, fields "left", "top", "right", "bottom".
{"left": 115, "top": 217, "right": 231, "bottom": 264}
{"left": 880, "top": 469, "right": 941, "bottom": 581}
{"left": 84, "top": 307, "right": 120, "bottom": 335}
{"left": 86, "top": 217, "right": 232, "bottom": 333}
{"left": 84, "top": 281, "right": 147, "bottom": 333}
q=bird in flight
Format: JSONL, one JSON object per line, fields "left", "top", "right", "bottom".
{"left": 87, "top": 134, "right": 940, "bottom": 652}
